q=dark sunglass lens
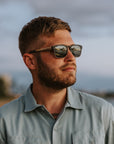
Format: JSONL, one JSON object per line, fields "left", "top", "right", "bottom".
{"left": 70, "top": 45, "right": 82, "bottom": 57}
{"left": 54, "top": 45, "right": 67, "bottom": 58}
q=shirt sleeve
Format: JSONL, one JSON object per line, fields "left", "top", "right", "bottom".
{"left": 105, "top": 104, "right": 114, "bottom": 144}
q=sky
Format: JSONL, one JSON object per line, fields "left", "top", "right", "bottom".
{"left": 0, "top": 0, "right": 114, "bottom": 92}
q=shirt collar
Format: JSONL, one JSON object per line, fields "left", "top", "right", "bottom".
{"left": 66, "top": 87, "right": 83, "bottom": 110}
{"left": 24, "top": 85, "right": 42, "bottom": 112}
{"left": 24, "top": 85, "right": 83, "bottom": 112}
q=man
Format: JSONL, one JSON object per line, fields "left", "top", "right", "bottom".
{"left": 0, "top": 16, "right": 114, "bottom": 144}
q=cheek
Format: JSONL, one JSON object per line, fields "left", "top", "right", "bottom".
{"left": 50, "top": 60, "right": 64, "bottom": 70}
{"left": 47, "top": 61, "right": 63, "bottom": 72}
{"left": 41, "top": 53, "right": 64, "bottom": 67}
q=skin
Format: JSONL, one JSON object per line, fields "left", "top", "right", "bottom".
{"left": 23, "top": 30, "right": 77, "bottom": 115}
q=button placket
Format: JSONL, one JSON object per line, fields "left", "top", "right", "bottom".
{"left": 39, "top": 107, "right": 55, "bottom": 127}
{"left": 52, "top": 125, "right": 59, "bottom": 144}
{"left": 51, "top": 109, "right": 65, "bottom": 144}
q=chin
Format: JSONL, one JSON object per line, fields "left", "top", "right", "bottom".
{"left": 64, "top": 76, "right": 76, "bottom": 87}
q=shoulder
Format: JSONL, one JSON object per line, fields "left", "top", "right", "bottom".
{"left": 70, "top": 88, "right": 114, "bottom": 128}
{"left": 70, "top": 87, "right": 111, "bottom": 104}
{"left": 0, "top": 96, "right": 25, "bottom": 118}
{"left": 70, "top": 87, "right": 113, "bottom": 113}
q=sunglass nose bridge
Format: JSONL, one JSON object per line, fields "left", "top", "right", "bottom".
{"left": 66, "top": 47, "right": 75, "bottom": 58}
{"left": 67, "top": 45, "right": 72, "bottom": 50}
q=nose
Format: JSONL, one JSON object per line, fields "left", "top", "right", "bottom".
{"left": 64, "top": 49, "right": 76, "bottom": 62}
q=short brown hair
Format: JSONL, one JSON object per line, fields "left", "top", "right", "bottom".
{"left": 19, "top": 16, "right": 71, "bottom": 55}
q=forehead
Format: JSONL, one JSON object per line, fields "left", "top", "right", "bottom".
{"left": 38, "top": 30, "right": 74, "bottom": 47}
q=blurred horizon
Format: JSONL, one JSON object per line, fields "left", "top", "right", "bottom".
{"left": 0, "top": 0, "right": 114, "bottom": 92}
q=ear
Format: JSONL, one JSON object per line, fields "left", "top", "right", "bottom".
{"left": 23, "top": 53, "right": 37, "bottom": 70}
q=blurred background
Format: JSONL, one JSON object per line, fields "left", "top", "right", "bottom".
{"left": 0, "top": 0, "right": 114, "bottom": 106}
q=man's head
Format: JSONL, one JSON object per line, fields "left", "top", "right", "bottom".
{"left": 19, "top": 16, "right": 71, "bottom": 56}
{"left": 19, "top": 16, "right": 82, "bottom": 90}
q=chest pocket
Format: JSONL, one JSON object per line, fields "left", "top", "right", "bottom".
{"left": 72, "top": 131, "right": 104, "bottom": 144}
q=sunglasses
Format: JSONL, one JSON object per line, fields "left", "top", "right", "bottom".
{"left": 29, "top": 44, "right": 82, "bottom": 58}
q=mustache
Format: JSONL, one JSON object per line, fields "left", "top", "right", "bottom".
{"left": 60, "top": 63, "right": 76, "bottom": 69}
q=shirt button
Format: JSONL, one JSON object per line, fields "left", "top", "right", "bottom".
{"left": 53, "top": 126, "right": 57, "bottom": 131}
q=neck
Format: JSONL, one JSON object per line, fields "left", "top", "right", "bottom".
{"left": 32, "top": 81, "right": 67, "bottom": 114}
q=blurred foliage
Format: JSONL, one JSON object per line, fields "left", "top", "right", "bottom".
{"left": 0, "top": 77, "right": 7, "bottom": 98}
{"left": 0, "top": 75, "right": 13, "bottom": 99}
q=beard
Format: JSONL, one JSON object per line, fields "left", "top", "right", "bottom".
{"left": 37, "top": 55, "right": 76, "bottom": 90}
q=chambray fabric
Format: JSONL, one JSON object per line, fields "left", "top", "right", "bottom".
{"left": 0, "top": 86, "right": 114, "bottom": 144}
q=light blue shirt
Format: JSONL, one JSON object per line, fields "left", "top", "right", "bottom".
{"left": 0, "top": 86, "right": 114, "bottom": 144}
